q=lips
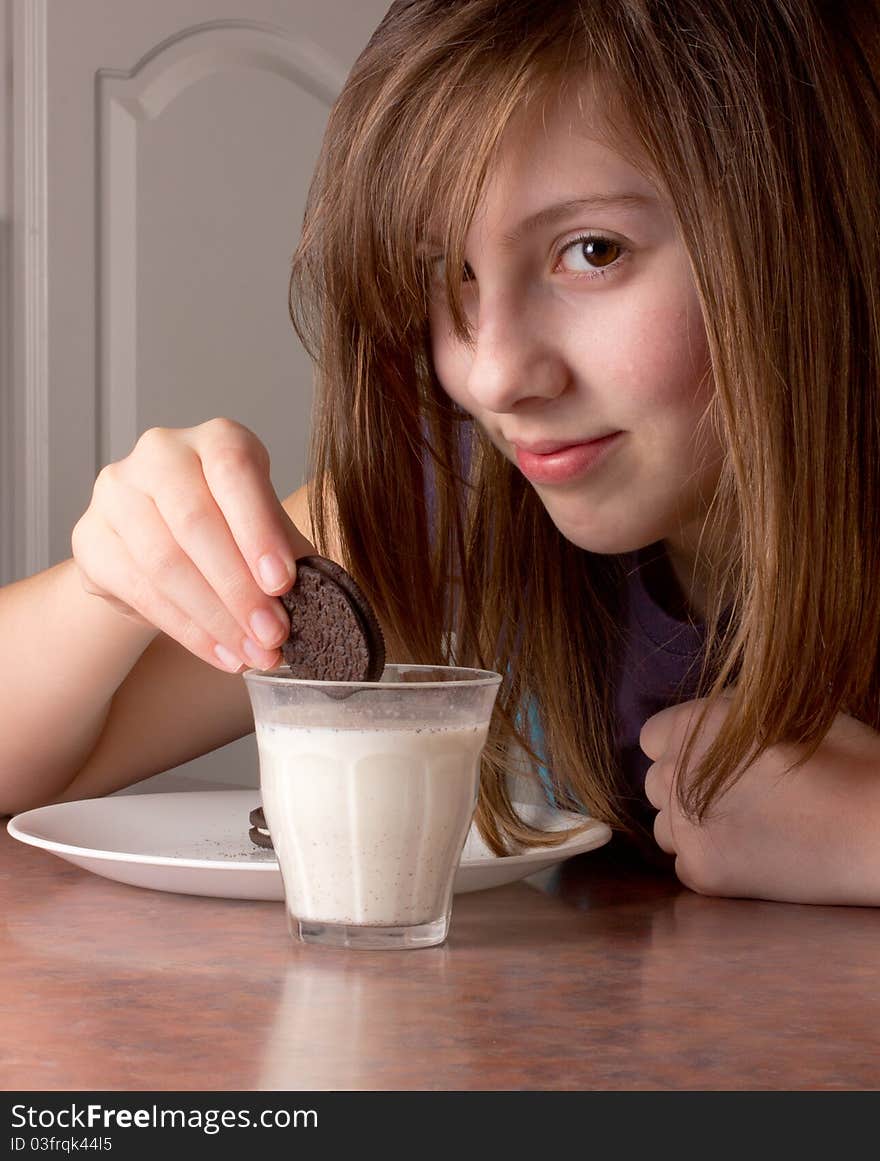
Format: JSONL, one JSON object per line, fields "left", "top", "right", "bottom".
{"left": 513, "top": 432, "right": 623, "bottom": 485}
{"left": 514, "top": 438, "right": 592, "bottom": 455}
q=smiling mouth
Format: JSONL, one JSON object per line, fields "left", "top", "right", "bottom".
{"left": 512, "top": 432, "right": 624, "bottom": 484}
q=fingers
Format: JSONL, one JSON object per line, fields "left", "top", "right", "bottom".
{"left": 183, "top": 420, "right": 309, "bottom": 596}
{"left": 643, "top": 761, "right": 666, "bottom": 810}
{"left": 147, "top": 460, "right": 292, "bottom": 651}
{"left": 645, "top": 760, "right": 676, "bottom": 854}
{"left": 652, "top": 808, "right": 676, "bottom": 855}
{"left": 639, "top": 704, "right": 677, "bottom": 761}
{"left": 99, "top": 472, "right": 282, "bottom": 673}
{"left": 75, "top": 513, "right": 249, "bottom": 673}
{"left": 641, "top": 697, "right": 723, "bottom": 763}
{"left": 76, "top": 421, "right": 310, "bottom": 674}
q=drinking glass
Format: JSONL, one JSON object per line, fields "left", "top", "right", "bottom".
{"left": 244, "top": 664, "right": 501, "bottom": 950}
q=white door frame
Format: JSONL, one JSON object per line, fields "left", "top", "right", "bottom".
{"left": 2, "top": 0, "right": 49, "bottom": 587}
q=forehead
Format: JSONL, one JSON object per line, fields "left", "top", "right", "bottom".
{"left": 426, "top": 80, "right": 660, "bottom": 241}
{"left": 483, "top": 86, "right": 657, "bottom": 219}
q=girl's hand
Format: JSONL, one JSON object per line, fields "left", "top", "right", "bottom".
{"left": 71, "top": 419, "right": 315, "bottom": 674}
{"left": 640, "top": 699, "right": 880, "bottom": 905}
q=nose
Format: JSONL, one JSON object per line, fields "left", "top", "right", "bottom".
{"left": 465, "top": 297, "right": 570, "bottom": 414}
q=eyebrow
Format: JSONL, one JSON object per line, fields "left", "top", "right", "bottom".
{"left": 499, "top": 193, "right": 658, "bottom": 247}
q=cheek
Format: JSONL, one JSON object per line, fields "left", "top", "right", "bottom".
{"left": 600, "top": 288, "right": 711, "bottom": 417}
{"left": 429, "top": 312, "right": 474, "bottom": 412}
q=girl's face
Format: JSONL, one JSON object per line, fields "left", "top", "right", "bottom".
{"left": 428, "top": 87, "right": 721, "bottom": 564}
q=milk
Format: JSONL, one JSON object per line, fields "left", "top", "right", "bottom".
{"left": 257, "top": 720, "right": 488, "bottom": 927}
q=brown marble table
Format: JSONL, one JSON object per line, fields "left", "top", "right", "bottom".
{"left": 2, "top": 825, "right": 878, "bottom": 1091}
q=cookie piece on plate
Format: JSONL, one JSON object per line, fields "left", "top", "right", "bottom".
{"left": 248, "top": 805, "right": 273, "bottom": 850}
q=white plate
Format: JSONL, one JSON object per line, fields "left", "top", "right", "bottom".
{"left": 7, "top": 789, "right": 611, "bottom": 900}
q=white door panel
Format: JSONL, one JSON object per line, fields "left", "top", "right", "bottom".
{"left": 98, "top": 21, "right": 340, "bottom": 471}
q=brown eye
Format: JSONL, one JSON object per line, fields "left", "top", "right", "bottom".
{"left": 581, "top": 238, "right": 621, "bottom": 267}
{"left": 558, "top": 235, "right": 625, "bottom": 276}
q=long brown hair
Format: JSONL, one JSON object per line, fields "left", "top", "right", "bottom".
{"left": 290, "top": 0, "right": 880, "bottom": 853}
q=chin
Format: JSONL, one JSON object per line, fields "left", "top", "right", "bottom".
{"left": 543, "top": 508, "right": 661, "bottom": 557}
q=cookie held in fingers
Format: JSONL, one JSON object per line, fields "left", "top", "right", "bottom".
{"left": 278, "top": 555, "right": 385, "bottom": 682}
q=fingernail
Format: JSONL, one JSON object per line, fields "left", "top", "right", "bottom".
{"left": 250, "top": 607, "right": 285, "bottom": 648}
{"left": 243, "top": 637, "right": 270, "bottom": 667}
{"left": 214, "top": 643, "right": 243, "bottom": 672}
{"left": 257, "top": 553, "right": 290, "bottom": 592}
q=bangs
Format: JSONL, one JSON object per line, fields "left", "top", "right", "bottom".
{"left": 312, "top": 2, "right": 589, "bottom": 346}
{"left": 370, "top": 66, "right": 538, "bottom": 342}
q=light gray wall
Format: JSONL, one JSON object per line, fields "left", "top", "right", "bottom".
{"left": 1, "top": 1, "right": 390, "bottom": 791}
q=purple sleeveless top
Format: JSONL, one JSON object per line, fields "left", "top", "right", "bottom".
{"left": 529, "top": 544, "right": 709, "bottom": 860}
{"left": 613, "top": 546, "right": 709, "bottom": 843}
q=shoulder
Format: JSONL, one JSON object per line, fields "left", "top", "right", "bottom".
{"left": 281, "top": 481, "right": 343, "bottom": 562}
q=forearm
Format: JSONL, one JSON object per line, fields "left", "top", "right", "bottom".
{"left": 0, "top": 558, "right": 157, "bottom": 815}
{"left": 644, "top": 701, "right": 880, "bottom": 907}
{"left": 801, "top": 728, "right": 880, "bottom": 907}
{"left": 742, "top": 762, "right": 880, "bottom": 908}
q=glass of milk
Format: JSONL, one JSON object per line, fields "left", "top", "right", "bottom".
{"left": 243, "top": 664, "right": 501, "bottom": 950}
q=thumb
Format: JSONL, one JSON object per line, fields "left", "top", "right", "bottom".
{"left": 639, "top": 703, "right": 682, "bottom": 761}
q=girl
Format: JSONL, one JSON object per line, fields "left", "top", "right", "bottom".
{"left": 2, "top": 0, "right": 879, "bottom": 905}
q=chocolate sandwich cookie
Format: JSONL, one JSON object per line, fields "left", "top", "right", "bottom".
{"left": 249, "top": 805, "right": 273, "bottom": 850}
{"left": 278, "top": 555, "right": 385, "bottom": 682}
